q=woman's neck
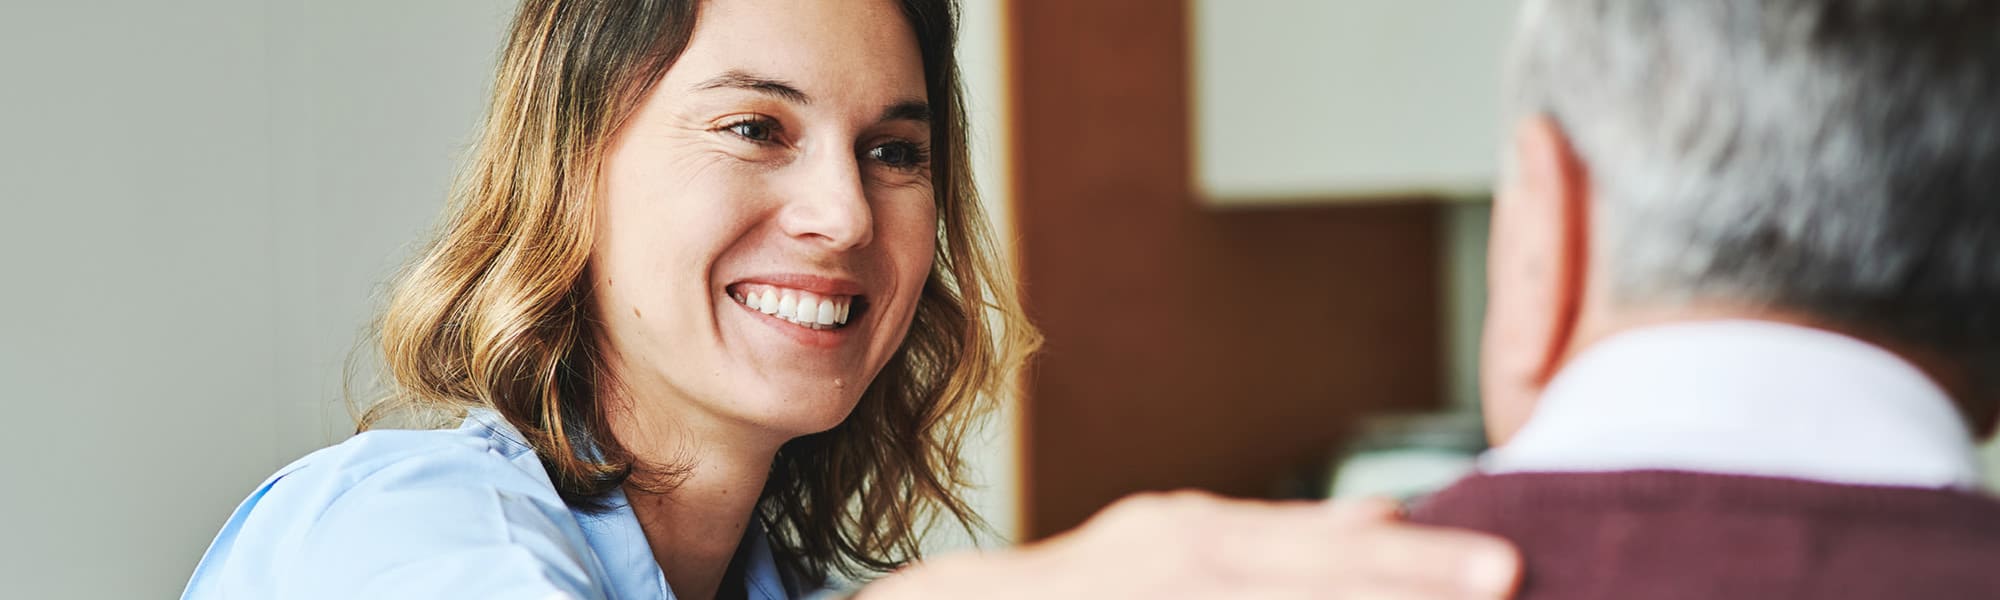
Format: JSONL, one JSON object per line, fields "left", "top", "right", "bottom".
{"left": 611, "top": 404, "right": 785, "bottom": 600}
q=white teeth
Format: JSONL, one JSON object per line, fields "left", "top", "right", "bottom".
{"left": 733, "top": 285, "right": 857, "bottom": 330}
{"left": 815, "top": 299, "right": 837, "bottom": 325}
{"left": 789, "top": 292, "right": 816, "bottom": 323}
{"left": 776, "top": 293, "right": 797, "bottom": 319}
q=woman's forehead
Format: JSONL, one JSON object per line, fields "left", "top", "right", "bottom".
{"left": 669, "top": 0, "right": 927, "bottom": 104}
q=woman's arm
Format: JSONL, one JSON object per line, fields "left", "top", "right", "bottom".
{"left": 859, "top": 493, "right": 1520, "bottom": 599}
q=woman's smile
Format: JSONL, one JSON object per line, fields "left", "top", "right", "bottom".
{"left": 722, "top": 274, "right": 874, "bottom": 350}
{"left": 730, "top": 286, "right": 857, "bottom": 330}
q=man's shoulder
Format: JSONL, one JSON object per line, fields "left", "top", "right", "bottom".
{"left": 1409, "top": 469, "right": 2000, "bottom": 541}
{"left": 1415, "top": 469, "right": 2000, "bottom": 520}
{"left": 1408, "top": 470, "right": 2000, "bottom": 600}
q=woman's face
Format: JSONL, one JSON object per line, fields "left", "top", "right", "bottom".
{"left": 592, "top": 0, "right": 935, "bottom": 439}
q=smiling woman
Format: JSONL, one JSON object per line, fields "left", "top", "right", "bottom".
{"left": 182, "top": 0, "right": 1030, "bottom": 597}
{"left": 576, "top": 0, "right": 1005, "bottom": 589}
{"left": 178, "top": 0, "right": 1525, "bottom": 598}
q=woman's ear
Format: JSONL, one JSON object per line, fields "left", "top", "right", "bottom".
{"left": 1480, "top": 116, "right": 1590, "bottom": 446}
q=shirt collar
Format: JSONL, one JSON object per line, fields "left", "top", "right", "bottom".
{"left": 465, "top": 409, "right": 798, "bottom": 599}
{"left": 1481, "top": 320, "right": 1983, "bottom": 489}
{"left": 577, "top": 494, "right": 797, "bottom": 600}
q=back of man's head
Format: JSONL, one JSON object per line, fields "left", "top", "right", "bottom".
{"left": 1505, "top": 0, "right": 2000, "bottom": 403}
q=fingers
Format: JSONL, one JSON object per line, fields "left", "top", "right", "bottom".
{"left": 1225, "top": 581, "right": 1491, "bottom": 600}
{"left": 1325, "top": 496, "right": 1403, "bottom": 523}
{"left": 1061, "top": 491, "right": 1522, "bottom": 600}
{"left": 1201, "top": 496, "right": 1522, "bottom": 599}
{"left": 1326, "top": 519, "right": 1521, "bottom": 598}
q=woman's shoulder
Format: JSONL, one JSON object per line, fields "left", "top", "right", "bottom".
{"left": 280, "top": 410, "right": 552, "bottom": 492}
{"left": 218, "top": 410, "right": 561, "bottom": 520}
{"left": 183, "top": 410, "right": 614, "bottom": 599}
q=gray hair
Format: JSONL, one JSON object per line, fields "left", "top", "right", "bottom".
{"left": 1507, "top": 0, "right": 2000, "bottom": 355}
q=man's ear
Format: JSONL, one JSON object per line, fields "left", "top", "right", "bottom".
{"left": 1480, "top": 116, "right": 1590, "bottom": 446}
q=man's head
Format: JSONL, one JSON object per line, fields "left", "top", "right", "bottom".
{"left": 1482, "top": 0, "right": 2000, "bottom": 443}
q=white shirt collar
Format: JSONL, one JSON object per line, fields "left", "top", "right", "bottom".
{"left": 1481, "top": 320, "right": 1983, "bottom": 489}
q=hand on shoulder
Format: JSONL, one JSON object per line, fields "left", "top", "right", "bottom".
{"left": 861, "top": 492, "right": 1521, "bottom": 599}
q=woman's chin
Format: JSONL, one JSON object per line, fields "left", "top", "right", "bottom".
{"left": 725, "top": 387, "right": 865, "bottom": 439}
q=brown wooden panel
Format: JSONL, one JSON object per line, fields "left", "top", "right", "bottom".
{"left": 1009, "top": 0, "right": 1446, "bottom": 539}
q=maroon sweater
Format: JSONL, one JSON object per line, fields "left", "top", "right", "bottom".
{"left": 1408, "top": 470, "right": 2000, "bottom": 599}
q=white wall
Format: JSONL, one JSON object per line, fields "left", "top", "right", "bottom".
{"left": 1191, "top": 0, "right": 1519, "bottom": 204}
{"left": 1441, "top": 203, "right": 1491, "bottom": 413}
{"left": 1, "top": 3, "right": 278, "bottom": 596}
{"left": 0, "top": 1, "right": 1015, "bottom": 596}
{"left": 927, "top": 0, "right": 1021, "bottom": 552}
{"left": 262, "top": 0, "right": 519, "bottom": 460}
{"left": 1, "top": 2, "right": 525, "bottom": 597}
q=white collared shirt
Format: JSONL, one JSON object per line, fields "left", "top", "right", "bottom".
{"left": 1482, "top": 320, "right": 1984, "bottom": 490}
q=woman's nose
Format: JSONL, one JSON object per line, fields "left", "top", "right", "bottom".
{"left": 777, "top": 150, "right": 875, "bottom": 251}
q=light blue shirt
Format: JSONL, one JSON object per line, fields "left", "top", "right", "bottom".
{"left": 183, "top": 410, "right": 804, "bottom": 600}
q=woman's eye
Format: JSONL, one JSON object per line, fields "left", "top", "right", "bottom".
{"left": 868, "top": 141, "right": 928, "bottom": 169}
{"left": 722, "top": 119, "right": 777, "bottom": 143}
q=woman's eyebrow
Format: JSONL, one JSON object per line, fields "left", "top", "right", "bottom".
{"left": 694, "top": 69, "right": 810, "bottom": 105}
{"left": 880, "top": 100, "right": 932, "bottom": 125}
{"left": 694, "top": 69, "right": 929, "bottom": 125}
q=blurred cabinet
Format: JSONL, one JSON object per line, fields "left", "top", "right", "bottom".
{"left": 1191, "top": 0, "right": 1521, "bottom": 205}
{"left": 1012, "top": 0, "right": 1448, "bottom": 539}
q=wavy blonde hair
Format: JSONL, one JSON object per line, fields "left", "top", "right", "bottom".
{"left": 356, "top": 0, "right": 1038, "bottom": 583}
